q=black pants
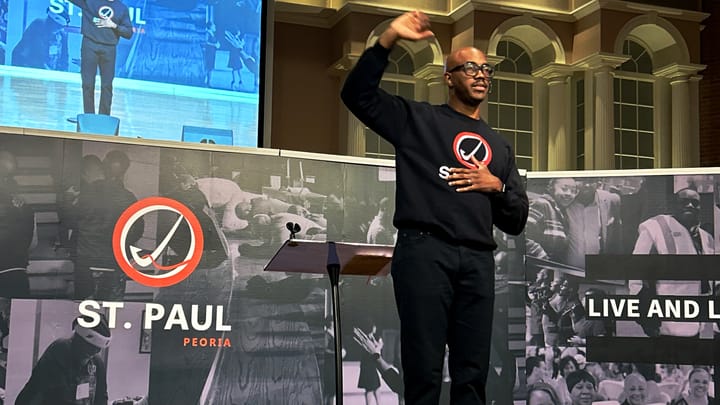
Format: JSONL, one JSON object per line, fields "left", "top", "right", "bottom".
{"left": 392, "top": 229, "right": 495, "bottom": 405}
{"left": 81, "top": 37, "right": 117, "bottom": 115}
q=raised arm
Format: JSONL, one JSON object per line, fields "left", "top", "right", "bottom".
{"left": 66, "top": 0, "right": 89, "bottom": 10}
{"left": 340, "top": 11, "right": 434, "bottom": 145}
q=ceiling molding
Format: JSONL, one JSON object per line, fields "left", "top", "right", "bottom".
{"left": 273, "top": 0, "right": 708, "bottom": 29}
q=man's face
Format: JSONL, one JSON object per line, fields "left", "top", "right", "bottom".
{"left": 445, "top": 48, "right": 492, "bottom": 106}
{"left": 73, "top": 335, "right": 102, "bottom": 363}
{"left": 551, "top": 178, "right": 577, "bottom": 208}
{"left": 575, "top": 179, "right": 599, "bottom": 203}
{"left": 674, "top": 188, "right": 701, "bottom": 226}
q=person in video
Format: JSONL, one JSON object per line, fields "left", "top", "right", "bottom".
{"left": 11, "top": 7, "right": 69, "bottom": 70}
{"left": 67, "top": 0, "right": 133, "bottom": 115}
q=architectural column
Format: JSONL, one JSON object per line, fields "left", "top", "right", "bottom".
{"left": 533, "top": 64, "right": 574, "bottom": 171}
{"left": 573, "top": 54, "right": 628, "bottom": 170}
{"left": 346, "top": 114, "right": 366, "bottom": 156}
{"left": 414, "top": 64, "right": 446, "bottom": 105}
{"left": 582, "top": 69, "right": 594, "bottom": 169}
{"left": 655, "top": 63, "right": 706, "bottom": 167}
{"left": 328, "top": 45, "right": 361, "bottom": 155}
{"left": 593, "top": 66, "right": 615, "bottom": 170}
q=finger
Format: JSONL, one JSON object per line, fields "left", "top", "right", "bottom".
{"left": 469, "top": 154, "right": 483, "bottom": 169}
{"left": 448, "top": 167, "right": 472, "bottom": 175}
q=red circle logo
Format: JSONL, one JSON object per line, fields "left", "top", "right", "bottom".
{"left": 113, "top": 197, "right": 204, "bottom": 288}
{"left": 452, "top": 132, "right": 493, "bottom": 168}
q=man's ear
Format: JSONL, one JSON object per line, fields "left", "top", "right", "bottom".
{"left": 444, "top": 72, "right": 453, "bottom": 88}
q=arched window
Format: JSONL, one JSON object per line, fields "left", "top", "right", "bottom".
{"left": 614, "top": 39, "right": 654, "bottom": 169}
{"left": 487, "top": 40, "right": 533, "bottom": 170}
{"left": 363, "top": 46, "right": 415, "bottom": 159}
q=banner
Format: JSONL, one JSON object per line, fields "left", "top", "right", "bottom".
{"left": 0, "top": 131, "right": 521, "bottom": 405}
{"left": 523, "top": 173, "right": 719, "bottom": 405}
{"left": 7, "top": 130, "right": 718, "bottom": 405}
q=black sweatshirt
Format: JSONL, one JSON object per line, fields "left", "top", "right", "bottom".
{"left": 68, "top": 0, "right": 133, "bottom": 45}
{"left": 341, "top": 42, "right": 529, "bottom": 250}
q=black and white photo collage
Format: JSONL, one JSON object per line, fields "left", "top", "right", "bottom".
{"left": 523, "top": 172, "right": 720, "bottom": 405}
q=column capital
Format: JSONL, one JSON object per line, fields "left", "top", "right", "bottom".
{"left": 485, "top": 55, "right": 504, "bottom": 67}
{"left": 572, "top": 52, "right": 629, "bottom": 70}
{"left": 328, "top": 40, "right": 365, "bottom": 76}
{"left": 328, "top": 54, "right": 359, "bottom": 76}
{"left": 414, "top": 63, "right": 445, "bottom": 81}
{"left": 653, "top": 63, "right": 706, "bottom": 81}
{"left": 532, "top": 63, "right": 574, "bottom": 82}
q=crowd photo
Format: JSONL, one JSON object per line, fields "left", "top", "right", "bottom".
{"left": 523, "top": 174, "right": 719, "bottom": 405}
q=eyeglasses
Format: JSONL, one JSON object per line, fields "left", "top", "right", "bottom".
{"left": 447, "top": 62, "right": 495, "bottom": 78}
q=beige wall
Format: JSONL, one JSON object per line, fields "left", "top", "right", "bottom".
{"left": 270, "top": 23, "right": 339, "bottom": 154}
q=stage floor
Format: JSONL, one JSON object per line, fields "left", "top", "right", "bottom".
{"left": 0, "top": 68, "right": 259, "bottom": 146}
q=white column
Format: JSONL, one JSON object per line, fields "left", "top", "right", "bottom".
{"left": 593, "top": 66, "right": 615, "bottom": 170}
{"left": 670, "top": 76, "right": 692, "bottom": 167}
{"left": 572, "top": 53, "right": 628, "bottom": 170}
{"left": 583, "top": 69, "right": 594, "bottom": 169}
{"left": 533, "top": 64, "right": 574, "bottom": 170}
{"left": 655, "top": 63, "right": 706, "bottom": 168}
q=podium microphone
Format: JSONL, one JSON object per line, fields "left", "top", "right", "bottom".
{"left": 285, "top": 222, "right": 301, "bottom": 239}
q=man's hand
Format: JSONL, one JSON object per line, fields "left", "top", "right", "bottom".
{"left": 378, "top": 10, "right": 434, "bottom": 49}
{"left": 94, "top": 17, "right": 117, "bottom": 29}
{"left": 447, "top": 155, "right": 503, "bottom": 193}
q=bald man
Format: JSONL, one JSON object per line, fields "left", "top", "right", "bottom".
{"left": 341, "top": 10, "right": 528, "bottom": 405}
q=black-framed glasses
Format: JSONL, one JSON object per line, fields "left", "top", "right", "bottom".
{"left": 447, "top": 62, "right": 495, "bottom": 78}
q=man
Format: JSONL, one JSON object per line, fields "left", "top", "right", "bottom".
{"left": 0, "top": 151, "right": 35, "bottom": 298}
{"left": 15, "top": 316, "right": 111, "bottom": 405}
{"left": 67, "top": 0, "right": 133, "bottom": 115}
{"left": 564, "top": 179, "right": 621, "bottom": 269}
{"left": 341, "top": 10, "right": 528, "bottom": 404}
{"left": 11, "top": 7, "right": 69, "bottom": 70}
{"left": 631, "top": 187, "right": 714, "bottom": 337}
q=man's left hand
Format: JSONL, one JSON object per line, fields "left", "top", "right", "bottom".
{"left": 95, "top": 17, "right": 117, "bottom": 29}
{"left": 447, "top": 155, "right": 503, "bottom": 193}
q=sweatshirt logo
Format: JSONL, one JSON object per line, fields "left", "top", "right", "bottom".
{"left": 98, "top": 6, "right": 114, "bottom": 19}
{"left": 453, "top": 132, "right": 492, "bottom": 168}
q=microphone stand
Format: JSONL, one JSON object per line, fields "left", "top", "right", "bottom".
{"left": 326, "top": 241, "right": 343, "bottom": 405}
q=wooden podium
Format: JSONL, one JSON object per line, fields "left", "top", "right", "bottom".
{"left": 264, "top": 238, "right": 394, "bottom": 405}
